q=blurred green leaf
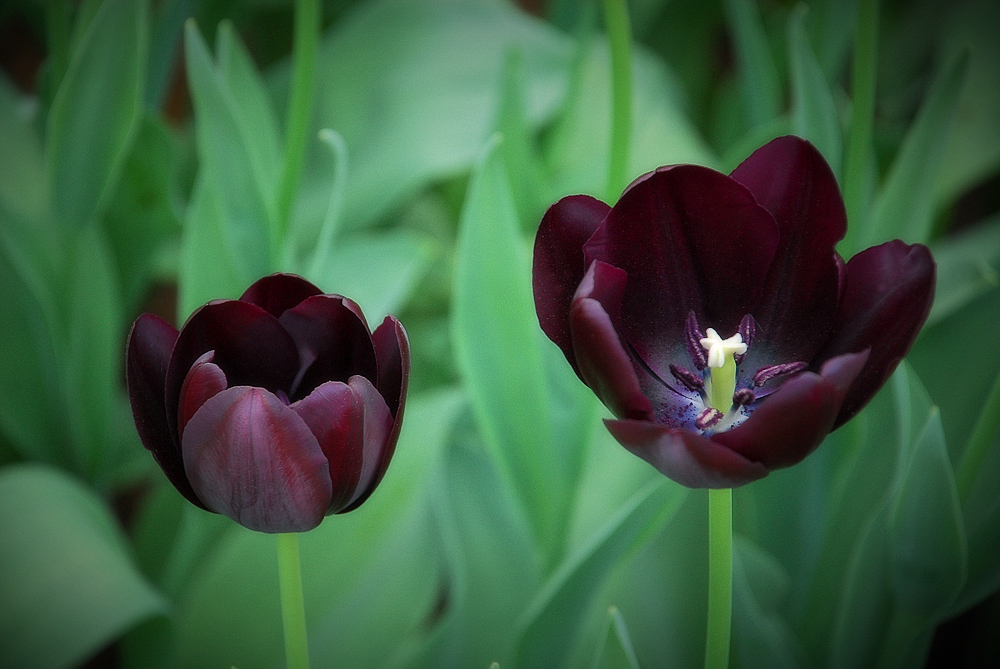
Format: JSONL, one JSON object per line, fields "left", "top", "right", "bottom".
{"left": 514, "top": 480, "right": 686, "bottom": 668}
{"left": 64, "top": 227, "right": 123, "bottom": 477}
{"left": 889, "top": 407, "right": 965, "bottom": 621}
{"left": 731, "top": 537, "right": 803, "bottom": 669}
{"left": 184, "top": 19, "right": 275, "bottom": 282}
{"left": 47, "top": 0, "right": 147, "bottom": 231}
{"left": 305, "top": 0, "right": 572, "bottom": 231}
{"left": 102, "top": 114, "right": 182, "bottom": 311}
{"left": 590, "top": 607, "right": 640, "bottom": 669}
{"left": 927, "top": 213, "right": 1000, "bottom": 326}
{"left": 862, "top": 49, "right": 970, "bottom": 248}
{"left": 312, "top": 229, "right": 437, "bottom": 321}
{"left": 0, "top": 74, "right": 47, "bottom": 222}
{"left": 544, "top": 38, "right": 715, "bottom": 199}
{"left": 0, "top": 464, "right": 165, "bottom": 669}
{"left": 177, "top": 174, "right": 246, "bottom": 321}
{"left": 787, "top": 4, "right": 842, "bottom": 180}
{"left": 452, "top": 136, "right": 563, "bottom": 556}
{"left": 722, "top": 0, "right": 782, "bottom": 129}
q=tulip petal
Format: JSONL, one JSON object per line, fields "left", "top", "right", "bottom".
{"left": 605, "top": 419, "right": 769, "bottom": 488}
{"left": 817, "top": 241, "right": 935, "bottom": 426}
{"left": 239, "top": 273, "right": 323, "bottom": 318}
{"left": 713, "top": 363, "right": 852, "bottom": 470}
{"left": 177, "top": 351, "right": 228, "bottom": 437}
{"left": 569, "top": 262, "right": 654, "bottom": 421}
{"left": 126, "top": 314, "right": 205, "bottom": 508}
{"left": 292, "top": 376, "right": 393, "bottom": 514}
{"left": 363, "top": 316, "right": 411, "bottom": 503}
{"left": 279, "top": 294, "right": 378, "bottom": 401}
{"left": 731, "top": 136, "right": 845, "bottom": 364}
{"left": 532, "top": 194, "right": 611, "bottom": 373}
{"left": 585, "top": 165, "right": 778, "bottom": 372}
{"left": 182, "top": 386, "right": 333, "bottom": 533}
{"left": 165, "top": 301, "right": 300, "bottom": 444}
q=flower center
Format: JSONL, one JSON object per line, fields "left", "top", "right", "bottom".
{"left": 700, "top": 328, "right": 746, "bottom": 412}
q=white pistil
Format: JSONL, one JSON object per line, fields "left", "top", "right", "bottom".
{"left": 700, "top": 328, "right": 746, "bottom": 413}
{"left": 700, "top": 328, "right": 747, "bottom": 369}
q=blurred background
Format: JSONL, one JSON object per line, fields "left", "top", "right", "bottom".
{"left": 0, "top": 0, "right": 998, "bottom": 667}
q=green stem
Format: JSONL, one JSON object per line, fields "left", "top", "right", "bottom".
{"left": 841, "top": 0, "right": 879, "bottom": 256}
{"left": 275, "top": 0, "right": 320, "bottom": 254}
{"left": 277, "top": 533, "right": 310, "bottom": 669}
{"left": 602, "top": 0, "right": 632, "bottom": 202}
{"left": 956, "top": 367, "right": 1000, "bottom": 505}
{"left": 705, "top": 488, "right": 732, "bottom": 669}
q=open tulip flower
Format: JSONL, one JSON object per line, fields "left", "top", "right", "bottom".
{"left": 533, "top": 136, "right": 935, "bottom": 488}
{"left": 126, "top": 274, "right": 409, "bottom": 532}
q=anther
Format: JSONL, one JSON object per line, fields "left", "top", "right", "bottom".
{"left": 670, "top": 364, "right": 704, "bottom": 392}
{"left": 732, "top": 388, "right": 755, "bottom": 406}
{"left": 685, "top": 311, "right": 708, "bottom": 370}
{"left": 752, "top": 361, "right": 808, "bottom": 387}
{"left": 696, "top": 407, "right": 724, "bottom": 430}
{"left": 735, "top": 314, "right": 755, "bottom": 365}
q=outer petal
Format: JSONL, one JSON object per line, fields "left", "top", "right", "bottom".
{"left": 177, "top": 351, "right": 228, "bottom": 437}
{"left": 713, "top": 350, "right": 868, "bottom": 470}
{"left": 817, "top": 241, "right": 935, "bottom": 426}
{"left": 240, "top": 273, "right": 323, "bottom": 318}
{"left": 165, "top": 300, "right": 300, "bottom": 444}
{"left": 585, "top": 165, "right": 779, "bottom": 373}
{"left": 182, "top": 386, "right": 333, "bottom": 533}
{"left": 532, "top": 194, "right": 611, "bottom": 373}
{"left": 126, "top": 314, "right": 205, "bottom": 509}
{"left": 730, "top": 136, "right": 845, "bottom": 364}
{"left": 605, "top": 419, "right": 769, "bottom": 488}
{"left": 278, "top": 294, "right": 378, "bottom": 401}
{"left": 292, "top": 376, "right": 393, "bottom": 514}
{"left": 569, "top": 261, "right": 654, "bottom": 420}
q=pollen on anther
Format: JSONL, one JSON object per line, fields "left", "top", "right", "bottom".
{"left": 696, "top": 407, "right": 724, "bottom": 430}
{"left": 733, "top": 388, "right": 755, "bottom": 406}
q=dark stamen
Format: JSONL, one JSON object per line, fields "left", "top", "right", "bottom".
{"left": 735, "top": 314, "right": 756, "bottom": 365}
{"left": 670, "top": 364, "right": 704, "bottom": 392}
{"left": 276, "top": 389, "right": 291, "bottom": 405}
{"left": 685, "top": 311, "right": 707, "bottom": 370}
{"left": 732, "top": 388, "right": 755, "bottom": 406}
{"left": 753, "top": 361, "right": 808, "bottom": 387}
{"left": 696, "top": 407, "right": 723, "bottom": 430}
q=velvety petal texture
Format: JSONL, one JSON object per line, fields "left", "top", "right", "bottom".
{"left": 125, "top": 273, "right": 410, "bottom": 532}
{"left": 532, "top": 136, "right": 935, "bottom": 489}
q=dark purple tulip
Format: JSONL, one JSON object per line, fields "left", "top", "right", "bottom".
{"left": 126, "top": 274, "right": 409, "bottom": 532}
{"left": 533, "top": 136, "right": 934, "bottom": 488}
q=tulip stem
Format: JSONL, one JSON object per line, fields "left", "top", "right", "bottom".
{"left": 275, "top": 0, "right": 320, "bottom": 256}
{"left": 704, "top": 488, "right": 732, "bottom": 669}
{"left": 277, "top": 532, "right": 310, "bottom": 669}
{"left": 602, "top": 0, "right": 632, "bottom": 202}
{"left": 841, "top": 0, "right": 879, "bottom": 256}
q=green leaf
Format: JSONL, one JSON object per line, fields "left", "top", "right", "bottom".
{"left": 184, "top": 19, "right": 275, "bottom": 281}
{"left": 862, "top": 48, "right": 970, "bottom": 248}
{"left": 590, "top": 607, "right": 640, "bottom": 669}
{"left": 514, "top": 480, "right": 686, "bottom": 668}
{"left": 731, "top": 537, "right": 803, "bottom": 669}
{"left": 46, "top": 0, "right": 147, "bottom": 231}
{"left": 311, "top": 229, "right": 437, "bottom": 321}
{"left": 544, "top": 38, "right": 715, "bottom": 199}
{"left": 0, "top": 74, "right": 47, "bottom": 222}
{"left": 889, "top": 408, "right": 966, "bottom": 621}
{"left": 451, "top": 136, "right": 563, "bottom": 555}
{"left": 722, "top": 0, "right": 782, "bottom": 129}
{"left": 64, "top": 227, "right": 123, "bottom": 477}
{"left": 0, "top": 464, "right": 165, "bottom": 669}
{"left": 787, "top": 4, "right": 842, "bottom": 179}
{"left": 927, "top": 213, "right": 1000, "bottom": 326}
{"left": 177, "top": 174, "right": 246, "bottom": 321}
{"left": 306, "top": 0, "right": 572, "bottom": 231}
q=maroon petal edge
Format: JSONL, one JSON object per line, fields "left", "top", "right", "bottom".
{"left": 240, "top": 273, "right": 324, "bottom": 318}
